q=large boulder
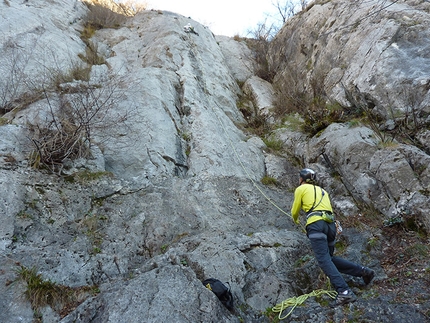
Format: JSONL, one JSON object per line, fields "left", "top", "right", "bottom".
{"left": 275, "top": 122, "right": 430, "bottom": 231}
{"left": 269, "top": 0, "right": 430, "bottom": 122}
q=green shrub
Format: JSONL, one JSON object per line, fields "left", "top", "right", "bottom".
{"left": 302, "top": 103, "right": 341, "bottom": 135}
{"left": 65, "top": 170, "right": 113, "bottom": 183}
{"left": 261, "top": 176, "right": 278, "bottom": 186}
{"left": 281, "top": 114, "right": 303, "bottom": 131}
{"left": 294, "top": 254, "right": 313, "bottom": 267}
{"left": 263, "top": 135, "right": 283, "bottom": 151}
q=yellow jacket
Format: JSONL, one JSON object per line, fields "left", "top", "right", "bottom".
{"left": 291, "top": 183, "right": 333, "bottom": 226}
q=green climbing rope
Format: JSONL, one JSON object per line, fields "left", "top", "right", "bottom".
{"left": 272, "top": 289, "right": 338, "bottom": 320}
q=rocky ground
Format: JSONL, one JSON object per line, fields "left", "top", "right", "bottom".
{"left": 265, "top": 215, "right": 430, "bottom": 323}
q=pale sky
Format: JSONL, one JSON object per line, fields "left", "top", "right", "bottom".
{"left": 126, "top": 0, "right": 285, "bottom": 37}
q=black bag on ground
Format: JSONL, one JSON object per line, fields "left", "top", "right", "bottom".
{"left": 203, "top": 278, "right": 234, "bottom": 310}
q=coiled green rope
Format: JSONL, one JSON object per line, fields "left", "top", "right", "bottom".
{"left": 272, "top": 289, "right": 338, "bottom": 320}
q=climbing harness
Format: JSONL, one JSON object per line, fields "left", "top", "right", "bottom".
{"left": 307, "top": 185, "right": 324, "bottom": 214}
{"left": 272, "top": 289, "right": 337, "bottom": 320}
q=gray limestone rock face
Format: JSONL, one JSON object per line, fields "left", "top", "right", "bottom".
{"left": 0, "top": 0, "right": 429, "bottom": 322}
{"left": 269, "top": 0, "right": 430, "bottom": 123}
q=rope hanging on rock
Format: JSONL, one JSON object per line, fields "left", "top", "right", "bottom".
{"left": 185, "top": 31, "right": 306, "bottom": 232}
{"left": 186, "top": 31, "right": 336, "bottom": 316}
{"left": 272, "top": 289, "right": 337, "bottom": 320}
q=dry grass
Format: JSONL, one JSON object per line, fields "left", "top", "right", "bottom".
{"left": 337, "top": 206, "right": 430, "bottom": 316}
{"left": 83, "top": 2, "right": 128, "bottom": 31}
{"left": 15, "top": 265, "right": 99, "bottom": 316}
{"left": 376, "top": 226, "right": 430, "bottom": 307}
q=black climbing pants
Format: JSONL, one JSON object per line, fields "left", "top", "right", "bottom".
{"left": 306, "top": 219, "right": 363, "bottom": 293}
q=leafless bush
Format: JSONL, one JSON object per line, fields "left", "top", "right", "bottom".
{"left": 272, "top": 0, "right": 305, "bottom": 23}
{"left": 245, "top": 33, "right": 276, "bottom": 82}
{"left": 342, "top": 80, "right": 429, "bottom": 147}
{"left": 83, "top": 1, "right": 128, "bottom": 30}
{"left": 385, "top": 83, "right": 430, "bottom": 147}
{"left": 272, "top": 64, "right": 308, "bottom": 117}
{"left": 247, "top": 18, "right": 278, "bottom": 41}
{"left": 1, "top": 2, "right": 134, "bottom": 174}
{"left": 29, "top": 73, "right": 130, "bottom": 173}
{"left": 343, "top": 84, "right": 389, "bottom": 142}
{"left": 248, "top": 0, "right": 309, "bottom": 40}
{"left": 0, "top": 42, "right": 35, "bottom": 114}
{"left": 29, "top": 97, "right": 90, "bottom": 171}
{"left": 245, "top": 1, "right": 310, "bottom": 82}
{"left": 118, "top": 0, "right": 147, "bottom": 14}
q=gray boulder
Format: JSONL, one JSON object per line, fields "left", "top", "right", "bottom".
{"left": 269, "top": 0, "right": 430, "bottom": 123}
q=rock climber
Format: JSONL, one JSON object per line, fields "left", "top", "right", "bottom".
{"left": 291, "top": 168, "right": 375, "bottom": 306}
